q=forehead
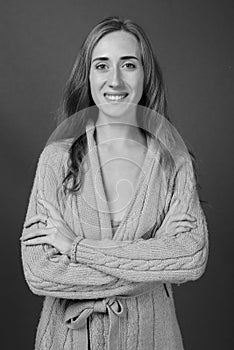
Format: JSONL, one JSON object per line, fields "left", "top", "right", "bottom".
{"left": 92, "top": 31, "right": 140, "bottom": 58}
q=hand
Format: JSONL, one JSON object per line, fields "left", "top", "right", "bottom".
{"left": 21, "top": 198, "right": 76, "bottom": 256}
{"left": 156, "top": 198, "right": 197, "bottom": 238}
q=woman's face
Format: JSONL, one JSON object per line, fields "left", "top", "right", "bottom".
{"left": 89, "top": 30, "right": 144, "bottom": 120}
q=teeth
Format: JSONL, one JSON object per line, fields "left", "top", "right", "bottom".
{"left": 105, "top": 94, "right": 127, "bottom": 101}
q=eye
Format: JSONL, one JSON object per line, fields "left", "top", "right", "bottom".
{"left": 123, "top": 62, "right": 136, "bottom": 69}
{"left": 95, "top": 63, "right": 108, "bottom": 70}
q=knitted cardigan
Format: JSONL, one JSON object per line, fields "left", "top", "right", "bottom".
{"left": 21, "top": 120, "right": 209, "bottom": 350}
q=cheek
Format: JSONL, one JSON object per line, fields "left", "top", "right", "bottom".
{"left": 89, "top": 76, "right": 98, "bottom": 100}
{"left": 131, "top": 69, "right": 143, "bottom": 85}
{"left": 133, "top": 73, "right": 144, "bottom": 95}
{"left": 89, "top": 73, "right": 104, "bottom": 95}
{"left": 89, "top": 73, "right": 95, "bottom": 89}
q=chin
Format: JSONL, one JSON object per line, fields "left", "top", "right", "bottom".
{"left": 97, "top": 101, "right": 138, "bottom": 119}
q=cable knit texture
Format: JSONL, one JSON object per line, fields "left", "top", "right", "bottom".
{"left": 21, "top": 119, "right": 209, "bottom": 350}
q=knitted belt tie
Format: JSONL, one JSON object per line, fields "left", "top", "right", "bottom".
{"left": 64, "top": 297, "right": 126, "bottom": 350}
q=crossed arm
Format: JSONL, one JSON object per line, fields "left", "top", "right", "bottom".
{"left": 21, "top": 144, "right": 209, "bottom": 299}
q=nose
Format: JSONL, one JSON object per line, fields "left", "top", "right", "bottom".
{"left": 108, "top": 66, "right": 123, "bottom": 88}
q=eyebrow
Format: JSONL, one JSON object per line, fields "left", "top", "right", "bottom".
{"left": 91, "top": 56, "right": 139, "bottom": 63}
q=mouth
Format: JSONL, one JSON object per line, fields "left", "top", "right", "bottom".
{"left": 104, "top": 93, "right": 128, "bottom": 102}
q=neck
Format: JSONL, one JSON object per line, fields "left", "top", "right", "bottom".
{"left": 94, "top": 121, "right": 146, "bottom": 150}
{"left": 94, "top": 107, "right": 147, "bottom": 149}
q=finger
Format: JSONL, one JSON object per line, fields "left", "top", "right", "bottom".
{"left": 163, "top": 220, "right": 196, "bottom": 234}
{"left": 20, "top": 228, "right": 55, "bottom": 241}
{"left": 169, "top": 213, "right": 197, "bottom": 222}
{"left": 175, "top": 221, "right": 197, "bottom": 229}
{"left": 24, "top": 214, "right": 48, "bottom": 228}
{"left": 166, "top": 226, "right": 192, "bottom": 237}
{"left": 38, "top": 198, "right": 62, "bottom": 220}
{"left": 174, "top": 226, "right": 193, "bottom": 235}
{"left": 22, "top": 236, "right": 49, "bottom": 246}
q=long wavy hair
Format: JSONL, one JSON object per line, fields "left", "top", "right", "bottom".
{"left": 57, "top": 16, "right": 205, "bottom": 205}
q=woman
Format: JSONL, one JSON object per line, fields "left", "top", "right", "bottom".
{"left": 21, "top": 16, "right": 209, "bottom": 350}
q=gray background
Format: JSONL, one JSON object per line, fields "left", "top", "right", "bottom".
{"left": 1, "top": 0, "right": 233, "bottom": 348}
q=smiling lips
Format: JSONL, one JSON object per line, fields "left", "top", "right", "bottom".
{"left": 104, "top": 93, "right": 128, "bottom": 101}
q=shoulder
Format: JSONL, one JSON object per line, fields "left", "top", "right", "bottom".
{"left": 37, "top": 138, "right": 73, "bottom": 172}
{"left": 39, "top": 138, "right": 73, "bottom": 162}
{"left": 170, "top": 154, "right": 196, "bottom": 195}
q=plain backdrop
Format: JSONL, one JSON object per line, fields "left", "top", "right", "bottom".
{"left": 1, "top": 0, "right": 233, "bottom": 349}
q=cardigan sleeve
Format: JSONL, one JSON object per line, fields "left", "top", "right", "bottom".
{"left": 20, "top": 144, "right": 144, "bottom": 299}
{"left": 72, "top": 158, "right": 209, "bottom": 284}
